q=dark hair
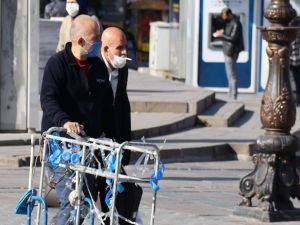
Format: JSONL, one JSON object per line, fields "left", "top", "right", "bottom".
{"left": 221, "top": 8, "right": 232, "bottom": 16}
{"left": 77, "top": 0, "right": 90, "bottom": 15}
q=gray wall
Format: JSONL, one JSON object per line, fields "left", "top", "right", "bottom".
{"left": 0, "top": 0, "right": 39, "bottom": 131}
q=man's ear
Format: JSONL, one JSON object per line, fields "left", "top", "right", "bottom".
{"left": 103, "top": 45, "right": 109, "bottom": 53}
{"left": 78, "top": 37, "right": 85, "bottom": 47}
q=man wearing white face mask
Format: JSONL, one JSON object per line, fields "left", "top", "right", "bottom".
{"left": 56, "top": 0, "right": 102, "bottom": 52}
{"left": 100, "top": 27, "right": 140, "bottom": 225}
{"left": 101, "top": 27, "right": 132, "bottom": 166}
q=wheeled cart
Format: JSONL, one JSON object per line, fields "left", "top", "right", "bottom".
{"left": 16, "top": 127, "right": 164, "bottom": 225}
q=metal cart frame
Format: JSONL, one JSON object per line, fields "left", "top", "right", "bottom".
{"left": 26, "top": 127, "right": 161, "bottom": 225}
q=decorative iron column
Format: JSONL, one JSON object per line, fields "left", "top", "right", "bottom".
{"left": 234, "top": 0, "right": 300, "bottom": 222}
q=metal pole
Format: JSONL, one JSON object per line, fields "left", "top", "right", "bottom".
{"left": 36, "top": 140, "right": 48, "bottom": 224}
{"left": 32, "top": 196, "right": 48, "bottom": 225}
{"left": 109, "top": 144, "right": 124, "bottom": 225}
{"left": 84, "top": 197, "right": 95, "bottom": 225}
{"left": 150, "top": 153, "right": 159, "bottom": 225}
{"left": 75, "top": 146, "right": 86, "bottom": 225}
{"left": 28, "top": 135, "right": 35, "bottom": 189}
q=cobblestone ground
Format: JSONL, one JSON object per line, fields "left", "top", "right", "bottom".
{"left": 1, "top": 161, "right": 300, "bottom": 225}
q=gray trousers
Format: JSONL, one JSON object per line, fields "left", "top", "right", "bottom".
{"left": 224, "top": 52, "right": 239, "bottom": 99}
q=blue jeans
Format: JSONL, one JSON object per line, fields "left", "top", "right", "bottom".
{"left": 52, "top": 167, "right": 73, "bottom": 225}
{"left": 224, "top": 52, "right": 239, "bottom": 99}
{"left": 50, "top": 167, "right": 102, "bottom": 225}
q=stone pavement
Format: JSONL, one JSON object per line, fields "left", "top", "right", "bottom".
{"left": 1, "top": 160, "right": 300, "bottom": 225}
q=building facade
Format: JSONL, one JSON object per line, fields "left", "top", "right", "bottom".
{"left": 1, "top": 0, "right": 300, "bottom": 131}
{"left": 180, "top": 0, "right": 300, "bottom": 93}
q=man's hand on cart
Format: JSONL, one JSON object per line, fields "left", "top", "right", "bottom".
{"left": 63, "top": 121, "right": 84, "bottom": 134}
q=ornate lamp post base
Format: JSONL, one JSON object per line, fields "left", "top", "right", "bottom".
{"left": 233, "top": 138, "right": 300, "bottom": 222}
{"left": 234, "top": 0, "right": 300, "bottom": 222}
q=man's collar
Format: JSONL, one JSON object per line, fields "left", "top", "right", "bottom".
{"left": 100, "top": 51, "right": 119, "bottom": 80}
{"left": 65, "top": 42, "right": 77, "bottom": 66}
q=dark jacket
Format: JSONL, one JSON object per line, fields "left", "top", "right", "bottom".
{"left": 98, "top": 54, "right": 132, "bottom": 145}
{"left": 222, "top": 16, "right": 244, "bottom": 56}
{"left": 40, "top": 42, "right": 114, "bottom": 138}
{"left": 113, "top": 66, "right": 131, "bottom": 144}
{"left": 105, "top": 65, "right": 131, "bottom": 165}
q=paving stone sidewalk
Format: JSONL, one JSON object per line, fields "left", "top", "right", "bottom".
{"left": 2, "top": 161, "right": 300, "bottom": 225}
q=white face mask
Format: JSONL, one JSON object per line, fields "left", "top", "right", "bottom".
{"left": 110, "top": 55, "right": 128, "bottom": 69}
{"left": 66, "top": 2, "right": 79, "bottom": 17}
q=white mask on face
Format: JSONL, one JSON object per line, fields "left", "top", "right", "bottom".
{"left": 110, "top": 55, "right": 127, "bottom": 69}
{"left": 66, "top": 2, "right": 79, "bottom": 17}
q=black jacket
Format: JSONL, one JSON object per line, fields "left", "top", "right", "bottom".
{"left": 40, "top": 42, "right": 114, "bottom": 138}
{"left": 112, "top": 66, "right": 131, "bottom": 144}
{"left": 101, "top": 63, "right": 131, "bottom": 165}
{"left": 222, "top": 16, "right": 244, "bottom": 56}
{"left": 97, "top": 54, "right": 131, "bottom": 145}
{"left": 113, "top": 66, "right": 131, "bottom": 165}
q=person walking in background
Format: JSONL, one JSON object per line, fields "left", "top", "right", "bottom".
{"left": 41, "top": 15, "right": 113, "bottom": 225}
{"left": 56, "top": 0, "right": 102, "bottom": 52}
{"left": 214, "top": 8, "right": 244, "bottom": 100}
{"left": 44, "top": 0, "right": 67, "bottom": 19}
{"left": 290, "top": 17, "right": 300, "bottom": 106}
{"left": 100, "top": 27, "right": 132, "bottom": 166}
